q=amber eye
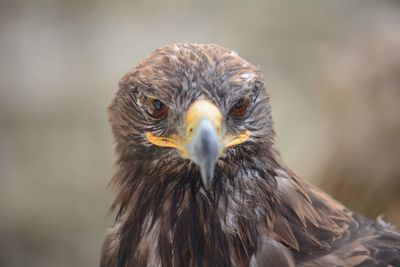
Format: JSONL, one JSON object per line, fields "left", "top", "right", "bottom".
{"left": 145, "top": 97, "right": 169, "bottom": 119}
{"left": 230, "top": 97, "right": 250, "bottom": 117}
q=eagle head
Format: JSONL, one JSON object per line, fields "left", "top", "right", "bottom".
{"left": 102, "top": 43, "right": 400, "bottom": 267}
{"left": 109, "top": 43, "right": 275, "bottom": 190}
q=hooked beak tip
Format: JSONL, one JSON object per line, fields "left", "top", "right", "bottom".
{"left": 200, "top": 164, "right": 215, "bottom": 191}
{"left": 188, "top": 119, "right": 221, "bottom": 190}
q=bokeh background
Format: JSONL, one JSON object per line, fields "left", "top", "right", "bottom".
{"left": 1, "top": 0, "right": 400, "bottom": 266}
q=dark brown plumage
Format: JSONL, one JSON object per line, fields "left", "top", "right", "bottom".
{"left": 100, "top": 43, "right": 400, "bottom": 267}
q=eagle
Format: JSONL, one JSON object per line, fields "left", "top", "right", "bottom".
{"left": 100, "top": 43, "right": 400, "bottom": 267}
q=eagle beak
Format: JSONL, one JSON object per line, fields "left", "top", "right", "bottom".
{"left": 184, "top": 100, "right": 223, "bottom": 189}
{"left": 188, "top": 118, "right": 220, "bottom": 189}
{"left": 146, "top": 100, "right": 250, "bottom": 190}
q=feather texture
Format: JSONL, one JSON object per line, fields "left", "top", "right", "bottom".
{"left": 101, "top": 43, "right": 400, "bottom": 267}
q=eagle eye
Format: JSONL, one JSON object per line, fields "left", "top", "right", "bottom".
{"left": 145, "top": 97, "right": 169, "bottom": 119}
{"left": 230, "top": 97, "right": 250, "bottom": 117}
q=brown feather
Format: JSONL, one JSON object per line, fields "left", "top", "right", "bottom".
{"left": 101, "top": 43, "right": 400, "bottom": 267}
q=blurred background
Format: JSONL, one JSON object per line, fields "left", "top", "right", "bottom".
{"left": 1, "top": 0, "right": 399, "bottom": 266}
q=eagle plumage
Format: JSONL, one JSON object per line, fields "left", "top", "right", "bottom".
{"left": 100, "top": 43, "right": 400, "bottom": 267}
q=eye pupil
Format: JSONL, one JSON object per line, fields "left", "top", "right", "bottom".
{"left": 234, "top": 98, "right": 244, "bottom": 109}
{"left": 153, "top": 99, "right": 164, "bottom": 110}
{"left": 145, "top": 97, "right": 169, "bottom": 119}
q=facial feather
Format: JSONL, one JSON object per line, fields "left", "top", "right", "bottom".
{"left": 101, "top": 43, "right": 400, "bottom": 267}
